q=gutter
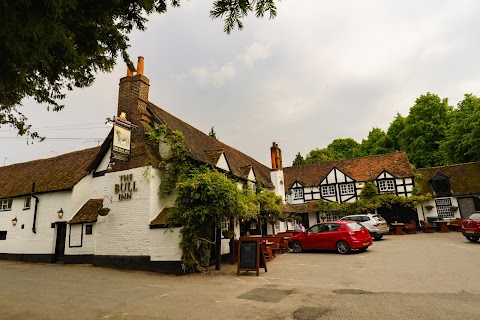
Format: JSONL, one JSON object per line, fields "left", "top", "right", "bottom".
{"left": 31, "top": 183, "right": 39, "bottom": 234}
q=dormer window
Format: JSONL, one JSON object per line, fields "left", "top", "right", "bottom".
{"left": 293, "top": 188, "right": 304, "bottom": 200}
{"left": 378, "top": 179, "right": 395, "bottom": 192}
{"left": 430, "top": 172, "right": 451, "bottom": 197}
{"left": 339, "top": 183, "right": 354, "bottom": 195}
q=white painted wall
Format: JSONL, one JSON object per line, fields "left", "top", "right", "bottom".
{"left": 149, "top": 227, "right": 182, "bottom": 261}
{"left": 270, "top": 169, "right": 285, "bottom": 202}
{"left": 0, "top": 191, "right": 72, "bottom": 254}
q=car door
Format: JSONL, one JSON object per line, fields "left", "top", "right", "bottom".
{"left": 301, "top": 225, "right": 323, "bottom": 250}
{"left": 322, "top": 223, "right": 342, "bottom": 250}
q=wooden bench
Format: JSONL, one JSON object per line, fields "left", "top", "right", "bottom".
{"left": 448, "top": 218, "right": 464, "bottom": 231}
{"left": 420, "top": 220, "right": 434, "bottom": 233}
{"left": 404, "top": 220, "right": 416, "bottom": 234}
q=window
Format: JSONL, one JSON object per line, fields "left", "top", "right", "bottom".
{"left": 0, "top": 199, "right": 13, "bottom": 211}
{"left": 339, "top": 183, "right": 354, "bottom": 195}
{"left": 321, "top": 185, "right": 336, "bottom": 197}
{"left": 221, "top": 217, "right": 230, "bottom": 232}
{"left": 24, "top": 196, "right": 31, "bottom": 209}
{"left": 324, "top": 212, "right": 341, "bottom": 221}
{"left": 85, "top": 225, "right": 93, "bottom": 235}
{"left": 0, "top": 231, "right": 6, "bottom": 240}
{"left": 275, "top": 221, "right": 281, "bottom": 232}
{"left": 435, "top": 198, "right": 454, "bottom": 219}
{"left": 293, "top": 188, "right": 304, "bottom": 200}
{"left": 378, "top": 180, "right": 395, "bottom": 192}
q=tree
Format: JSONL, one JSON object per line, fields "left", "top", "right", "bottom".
{"left": 327, "top": 138, "right": 360, "bottom": 159}
{"left": 385, "top": 113, "right": 405, "bottom": 152}
{"left": 357, "top": 128, "right": 390, "bottom": 156}
{"left": 0, "top": 0, "right": 279, "bottom": 138}
{"left": 442, "top": 94, "right": 480, "bottom": 164}
{"left": 292, "top": 152, "right": 306, "bottom": 166}
{"left": 304, "top": 148, "right": 336, "bottom": 164}
{"left": 400, "top": 93, "right": 452, "bottom": 168}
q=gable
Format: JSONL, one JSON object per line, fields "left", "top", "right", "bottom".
{"left": 320, "top": 167, "right": 354, "bottom": 185}
{"left": 375, "top": 170, "right": 395, "bottom": 180}
{"left": 216, "top": 152, "right": 231, "bottom": 172}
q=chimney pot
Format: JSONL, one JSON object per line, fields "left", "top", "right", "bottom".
{"left": 126, "top": 68, "right": 134, "bottom": 77}
{"left": 137, "top": 56, "right": 145, "bottom": 75}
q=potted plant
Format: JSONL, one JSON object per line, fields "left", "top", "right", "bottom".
{"left": 425, "top": 205, "right": 434, "bottom": 210}
{"left": 222, "top": 230, "right": 234, "bottom": 239}
{"left": 97, "top": 208, "right": 110, "bottom": 216}
{"left": 450, "top": 206, "right": 458, "bottom": 212}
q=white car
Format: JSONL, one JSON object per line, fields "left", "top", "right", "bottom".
{"left": 340, "top": 214, "right": 389, "bottom": 240}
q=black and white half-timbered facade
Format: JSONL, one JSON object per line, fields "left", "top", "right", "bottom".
{"left": 282, "top": 152, "right": 416, "bottom": 227}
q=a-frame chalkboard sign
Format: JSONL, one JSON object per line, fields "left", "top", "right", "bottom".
{"left": 237, "top": 238, "right": 267, "bottom": 276}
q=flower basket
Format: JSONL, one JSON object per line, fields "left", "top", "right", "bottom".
{"left": 450, "top": 206, "right": 458, "bottom": 212}
{"left": 425, "top": 205, "right": 434, "bottom": 210}
{"left": 222, "top": 230, "right": 234, "bottom": 239}
{"left": 98, "top": 208, "right": 110, "bottom": 216}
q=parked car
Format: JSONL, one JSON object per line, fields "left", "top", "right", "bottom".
{"left": 461, "top": 212, "right": 480, "bottom": 243}
{"left": 340, "top": 214, "right": 389, "bottom": 240}
{"left": 288, "top": 221, "right": 372, "bottom": 254}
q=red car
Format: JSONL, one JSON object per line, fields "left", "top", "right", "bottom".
{"left": 288, "top": 221, "right": 373, "bottom": 254}
{"left": 461, "top": 212, "right": 480, "bottom": 243}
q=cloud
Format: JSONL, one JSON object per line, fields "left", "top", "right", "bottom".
{"left": 237, "top": 42, "right": 270, "bottom": 67}
{"left": 185, "top": 42, "right": 270, "bottom": 87}
{"left": 189, "top": 63, "right": 236, "bottom": 87}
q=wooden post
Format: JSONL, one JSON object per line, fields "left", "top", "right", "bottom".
{"left": 215, "top": 224, "right": 221, "bottom": 271}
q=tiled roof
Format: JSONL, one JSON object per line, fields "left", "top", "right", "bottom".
{"left": 150, "top": 207, "right": 182, "bottom": 227}
{"left": 147, "top": 103, "right": 274, "bottom": 188}
{"left": 68, "top": 199, "right": 103, "bottom": 224}
{"left": 416, "top": 162, "right": 480, "bottom": 196}
{"left": 283, "top": 152, "right": 414, "bottom": 188}
{"left": 0, "top": 147, "right": 100, "bottom": 199}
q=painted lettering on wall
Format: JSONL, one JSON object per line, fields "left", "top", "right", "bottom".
{"left": 114, "top": 174, "right": 138, "bottom": 201}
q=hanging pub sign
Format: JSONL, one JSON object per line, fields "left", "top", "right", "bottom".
{"left": 110, "top": 112, "right": 136, "bottom": 161}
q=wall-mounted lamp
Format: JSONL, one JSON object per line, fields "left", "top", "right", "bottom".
{"left": 12, "top": 217, "right": 17, "bottom": 226}
{"left": 58, "top": 208, "right": 64, "bottom": 219}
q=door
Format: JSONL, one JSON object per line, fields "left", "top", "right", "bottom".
{"left": 54, "top": 222, "right": 67, "bottom": 263}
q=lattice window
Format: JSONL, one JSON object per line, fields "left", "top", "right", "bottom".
{"left": 324, "top": 212, "right": 341, "bottom": 221}
{"left": 321, "top": 185, "right": 336, "bottom": 196}
{"left": 293, "top": 188, "right": 304, "bottom": 200}
{"left": 437, "top": 206, "right": 454, "bottom": 219}
{"left": 378, "top": 179, "right": 395, "bottom": 192}
{"left": 435, "top": 198, "right": 452, "bottom": 206}
{"left": 340, "top": 183, "right": 354, "bottom": 195}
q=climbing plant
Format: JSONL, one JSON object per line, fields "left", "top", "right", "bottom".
{"left": 147, "top": 124, "right": 271, "bottom": 273}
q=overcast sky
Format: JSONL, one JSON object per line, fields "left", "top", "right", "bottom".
{"left": 2, "top": 0, "right": 480, "bottom": 168}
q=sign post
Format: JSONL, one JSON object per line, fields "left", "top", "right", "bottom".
{"left": 237, "top": 238, "right": 267, "bottom": 276}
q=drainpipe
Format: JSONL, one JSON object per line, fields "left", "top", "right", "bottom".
{"left": 31, "top": 183, "right": 39, "bottom": 234}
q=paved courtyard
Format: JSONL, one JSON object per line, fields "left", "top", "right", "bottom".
{"left": 1, "top": 232, "right": 479, "bottom": 320}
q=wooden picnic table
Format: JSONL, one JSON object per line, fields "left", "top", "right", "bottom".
{"left": 390, "top": 223, "right": 405, "bottom": 235}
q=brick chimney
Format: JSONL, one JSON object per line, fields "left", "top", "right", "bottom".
{"left": 269, "top": 142, "right": 285, "bottom": 202}
{"left": 118, "top": 56, "right": 150, "bottom": 125}
{"left": 270, "top": 142, "right": 283, "bottom": 170}
{"left": 112, "top": 56, "right": 153, "bottom": 172}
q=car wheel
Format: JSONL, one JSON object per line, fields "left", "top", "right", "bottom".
{"left": 336, "top": 241, "right": 351, "bottom": 254}
{"left": 374, "top": 235, "right": 383, "bottom": 240}
{"left": 466, "top": 236, "right": 479, "bottom": 243}
{"left": 291, "top": 241, "right": 304, "bottom": 253}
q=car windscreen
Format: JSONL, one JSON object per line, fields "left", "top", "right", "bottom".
{"left": 372, "top": 215, "right": 386, "bottom": 222}
{"left": 469, "top": 213, "right": 480, "bottom": 220}
{"left": 346, "top": 222, "right": 364, "bottom": 231}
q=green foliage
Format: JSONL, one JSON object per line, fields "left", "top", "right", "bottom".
{"left": 442, "top": 94, "right": 480, "bottom": 163}
{"left": 292, "top": 152, "right": 306, "bottom": 166}
{"left": 210, "top": 0, "right": 278, "bottom": 34}
{"left": 0, "top": 0, "right": 279, "bottom": 138}
{"left": 400, "top": 93, "right": 452, "bottom": 167}
{"left": 327, "top": 138, "right": 360, "bottom": 160}
{"left": 147, "top": 125, "right": 284, "bottom": 273}
{"left": 305, "top": 148, "right": 336, "bottom": 163}
{"left": 318, "top": 180, "right": 431, "bottom": 217}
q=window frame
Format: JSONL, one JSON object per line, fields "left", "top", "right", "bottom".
{"left": 339, "top": 183, "right": 355, "bottom": 195}
{"left": 293, "top": 188, "right": 304, "bottom": 200}
{"left": 85, "top": 224, "right": 93, "bottom": 235}
{"left": 321, "top": 185, "right": 336, "bottom": 197}
{"left": 0, "top": 199, "right": 13, "bottom": 212}
{"left": 24, "top": 196, "right": 31, "bottom": 210}
{"left": 378, "top": 179, "right": 395, "bottom": 192}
